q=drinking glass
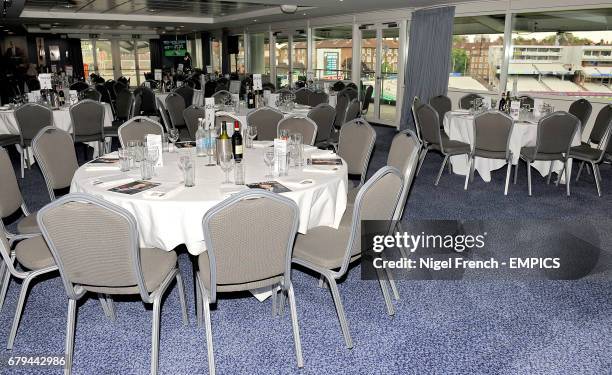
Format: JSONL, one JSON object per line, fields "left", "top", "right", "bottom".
{"left": 289, "top": 133, "right": 304, "bottom": 168}
{"left": 168, "top": 128, "right": 180, "bottom": 152}
{"left": 246, "top": 125, "right": 258, "bottom": 148}
{"left": 178, "top": 154, "right": 195, "bottom": 187}
{"left": 127, "top": 140, "right": 143, "bottom": 169}
{"left": 140, "top": 159, "right": 152, "bottom": 180}
{"left": 219, "top": 153, "right": 234, "bottom": 184}
{"left": 162, "top": 134, "right": 170, "bottom": 153}
{"left": 263, "top": 149, "right": 275, "bottom": 178}
{"left": 118, "top": 148, "right": 130, "bottom": 172}
{"left": 146, "top": 148, "right": 159, "bottom": 176}
{"left": 234, "top": 160, "right": 245, "bottom": 185}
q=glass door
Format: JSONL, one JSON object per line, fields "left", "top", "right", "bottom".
{"left": 360, "top": 24, "right": 402, "bottom": 125}
{"left": 119, "top": 40, "right": 137, "bottom": 86}
{"left": 95, "top": 40, "right": 114, "bottom": 80}
{"left": 274, "top": 33, "right": 290, "bottom": 89}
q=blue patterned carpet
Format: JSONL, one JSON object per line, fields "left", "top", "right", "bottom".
{"left": 1, "top": 127, "right": 611, "bottom": 375}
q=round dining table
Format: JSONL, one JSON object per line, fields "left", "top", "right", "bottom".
{"left": 70, "top": 143, "right": 348, "bottom": 257}
{"left": 443, "top": 110, "right": 581, "bottom": 183}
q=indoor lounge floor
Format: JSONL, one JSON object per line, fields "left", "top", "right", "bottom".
{"left": 1, "top": 126, "right": 611, "bottom": 374}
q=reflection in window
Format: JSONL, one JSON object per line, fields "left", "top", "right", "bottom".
{"left": 275, "top": 34, "right": 289, "bottom": 88}
{"left": 313, "top": 25, "right": 353, "bottom": 81}
{"left": 292, "top": 33, "right": 308, "bottom": 84}
{"left": 211, "top": 38, "right": 222, "bottom": 75}
{"left": 230, "top": 35, "right": 246, "bottom": 75}
{"left": 81, "top": 40, "right": 95, "bottom": 78}
{"left": 137, "top": 41, "right": 151, "bottom": 85}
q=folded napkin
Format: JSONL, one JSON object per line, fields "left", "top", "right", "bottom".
{"left": 252, "top": 141, "right": 274, "bottom": 148}
{"left": 90, "top": 174, "right": 134, "bottom": 187}
{"left": 142, "top": 183, "right": 184, "bottom": 199}
{"left": 278, "top": 178, "right": 315, "bottom": 188}
{"left": 302, "top": 166, "right": 340, "bottom": 174}
{"left": 308, "top": 150, "right": 337, "bottom": 159}
{"left": 85, "top": 165, "right": 121, "bottom": 171}
{"left": 219, "top": 184, "right": 248, "bottom": 198}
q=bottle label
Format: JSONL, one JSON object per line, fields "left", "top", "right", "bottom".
{"left": 235, "top": 145, "right": 243, "bottom": 155}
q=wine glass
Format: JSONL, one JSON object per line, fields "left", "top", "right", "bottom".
{"left": 146, "top": 148, "right": 159, "bottom": 176}
{"left": 168, "top": 128, "right": 180, "bottom": 152}
{"left": 246, "top": 125, "right": 258, "bottom": 148}
{"left": 263, "top": 149, "right": 275, "bottom": 178}
{"left": 219, "top": 153, "right": 234, "bottom": 184}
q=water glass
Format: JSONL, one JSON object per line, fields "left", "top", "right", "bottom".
{"left": 234, "top": 160, "right": 245, "bottom": 185}
{"left": 168, "top": 128, "right": 180, "bottom": 152}
{"left": 219, "top": 153, "right": 234, "bottom": 184}
{"left": 146, "top": 148, "right": 159, "bottom": 176}
{"left": 127, "top": 140, "right": 143, "bottom": 169}
{"left": 140, "top": 160, "right": 153, "bottom": 180}
{"left": 279, "top": 129, "right": 290, "bottom": 140}
{"left": 178, "top": 153, "right": 195, "bottom": 187}
{"left": 118, "top": 148, "right": 130, "bottom": 172}
{"left": 246, "top": 125, "right": 258, "bottom": 148}
{"left": 263, "top": 149, "right": 275, "bottom": 178}
{"left": 162, "top": 134, "right": 170, "bottom": 153}
{"left": 289, "top": 133, "right": 304, "bottom": 168}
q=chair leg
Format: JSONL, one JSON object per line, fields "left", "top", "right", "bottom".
{"left": 175, "top": 271, "right": 189, "bottom": 326}
{"left": 150, "top": 296, "right": 162, "bottom": 375}
{"left": 317, "top": 275, "right": 327, "bottom": 289}
{"left": 463, "top": 157, "right": 471, "bottom": 190}
{"left": 286, "top": 283, "right": 304, "bottom": 368}
{"left": 566, "top": 159, "right": 571, "bottom": 196}
{"left": 201, "top": 289, "right": 215, "bottom": 375}
{"left": 272, "top": 286, "right": 278, "bottom": 317}
{"left": 0, "top": 261, "right": 11, "bottom": 312}
{"left": 98, "top": 294, "right": 111, "bottom": 318}
{"left": 375, "top": 267, "right": 395, "bottom": 316}
{"left": 64, "top": 298, "right": 77, "bottom": 375}
{"left": 546, "top": 162, "right": 554, "bottom": 185}
{"left": 195, "top": 274, "right": 203, "bottom": 327}
{"left": 416, "top": 148, "right": 428, "bottom": 176}
{"left": 504, "top": 161, "right": 512, "bottom": 196}
{"left": 7, "top": 274, "right": 34, "bottom": 349}
{"left": 105, "top": 296, "right": 116, "bottom": 321}
{"left": 527, "top": 162, "right": 532, "bottom": 196}
{"left": 435, "top": 155, "right": 449, "bottom": 186}
{"left": 514, "top": 160, "right": 519, "bottom": 184}
{"left": 593, "top": 163, "right": 603, "bottom": 197}
{"left": 385, "top": 267, "right": 400, "bottom": 301}
{"left": 278, "top": 289, "right": 286, "bottom": 316}
{"left": 324, "top": 274, "right": 353, "bottom": 349}
{"left": 20, "top": 149, "right": 24, "bottom": 178}
{"left": 576, "top": 161, "right": 585, "bottom": 182}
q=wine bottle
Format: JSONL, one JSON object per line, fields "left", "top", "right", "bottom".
{"left": 216, "top": 121, "right": 232, "bottom": 163}
{"left": 505, "top": 91, "right": 512, "bottom": 113}
{"left": 247, "top": 84, "right": 255, "bottom": 109}
{"left": 231, "top": 120, "right": 243, "bottom": 162}
{"left": 498, "top": 93, "right": 506, "bottom": 111}
{"left": 196, "top": 118, "right": 206, "bottom": 157}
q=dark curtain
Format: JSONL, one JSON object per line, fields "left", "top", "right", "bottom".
{"left": 221, "top": 29, "right": 230, "bottom": 75}
{"left": 150, "top": 39, "right": 163, "bottom": 70}
{"left": 201, "top": 32, "right": 211, "bottom": 70}
{"left": 66, "top": 39, "right": 84, "bottom": 79}
{"left": 400, "top": 6, "right": 455, "bottom": 130}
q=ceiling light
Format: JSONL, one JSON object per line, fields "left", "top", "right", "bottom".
{"left": 147, "top": 9, "right": 158, "bottom": 13}
{"left": 63, "top": 3, "right": 75, "bottom": 8}
{"left": 280, "top": 5, "right": 298, "bottom": 14}
{"left": 253, "top": 19, "right": 257, "bottom": 22}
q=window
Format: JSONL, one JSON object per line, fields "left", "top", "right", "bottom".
{"left": 211, "top": 38, "right": 222, "bottom": 75}
{"left": 275, "top": 34, "right": 289, "bottom": 88}
{"left": 313, "top": 25, "right": 353, "bottom": 81}
{"left": 119, "top": 40, "right": 137, "bottom": 85}
{"left": 230, "top": 35, "right": 245, "bottom": 75}
{"left": 95, "top": 40, "right": 114, "bottom": 80}
{"left": 292, "top": 33, "right": 308, "bottom": 84}
{"left": 81, "top": 40, "right": 95, "bottom": 78}
{"left": 137, "top": 41, "right": 151, "bottom": 84}
{"left": 510, "top": 8, "right": 612, "bottom": 96}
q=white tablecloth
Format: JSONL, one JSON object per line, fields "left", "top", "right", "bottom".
{"left": 156, "top": 90, "right": 204, "bottom": 108}
{"left": 71, "top": 144, "right": 348, "bottom": 256}
{"left": 443, "top": 111, "right": 581, "bottom": 183}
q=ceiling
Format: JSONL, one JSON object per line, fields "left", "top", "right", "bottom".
{"left": 4, "top": 0, "right": 463, "bottom": 35}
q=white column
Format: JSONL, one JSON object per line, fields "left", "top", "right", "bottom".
{"left": 499, "top": 11, "right": 513, "bottom": 97}
{"left": 352, "top": 21, "right": 360, "bottom": 84}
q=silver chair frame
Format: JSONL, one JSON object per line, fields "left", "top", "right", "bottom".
{"left": 574, "top": 119, "right": 612, "bottom": 197}
{"left": 69, "top": 99, "right": 106, "bottom": 159}
{"left": 117, "top": 116, "right": 165, "bottom": 148}
{"left": 14, "top": 102, "right": 53, "bottom": 178}
{"left": 277, "top": 115, "right": 318, "bottom": 146}
{"left": 32, "top": 126, "right": 75, "bottom": 201}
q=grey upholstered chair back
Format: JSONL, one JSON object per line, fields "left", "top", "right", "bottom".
{"left": 37, "top": 194, "right": 149, "bottom": 300}
{"left": 459, "top": 93, "right": 484, "bottom": 109}
{"left": 309, "top": 91, "right": 328, "bottom": 107}
{"left": 340, "top": 87, "right": 358, "bottom": 101}
{"left": 344, "top": 99, "right": 361, "bottom": 123}
{"left": 118, "top": 116, "right": 164, "bottom": 148}
{"left": 333, "top": 93, "right": 349, "bottom": 128}
{"left": 247, "top": 107, "right": 283, "bottom": 141}
{"left": 133, "top": 93, "right": 142, "bottom": 117}
{"left": 212, "top": 90, "right": 232, "bottom": 105}
{"left": 14, "top": 103, "right": 53, "bottom": 144}
{"left": 338, "top": 118, "right": 376, "bottom": 185}
{"left": 202, "top": 190, "right": 298, "bottom": 301}
{"left": 277, "top": 116, "right": 318, "bottom": 146}
{"left": 175, "top": 86, "right": 194, "bottom": 107}
{"left": 386, "top": 131, "right": 421, "bottom": 221}
{"left": 135, "top": 86, "right": 156, "bottom": 115}
{"left": 156, "top": 97, "right": 172, "bottom": 132}
{"left": 429, "top": 95, "right": 452, "bottom": 123}
{"left": 165, "top": 93, "right": 186, "bottom": 128}
{"left": 411, "top": 96, "right": 422, "bottom": 141}
{"left": 473, "top": 111, "right": 513, "bottom": 157}
{"left": 535, "top": 112, "right": 579, "bottom": 155}
{"left": 308, "top": 104, "right": 336, "bottom": 143}
{"left": 81, "top": 88, "right": 101, "bottom": 102}
{"left": 183, "top": 105, "right": 206, "bottom": 140}
{"left": 362, "top": 85, "right": 374, "bottom": 113}
{"left": 70, "top": 100, "right": 105, "bottom": 138}
{"left": 215, "top": 112, "right": 243, "bottom": 131}
{"left": 0, "top": 147, "right": 24, "bottom": 218}
{"left": 568, "top": 98, "right": 592, "bottom": 130}
{"left": 587, "top": 104, "right": 611, "bottom": 144}
{"left": 115, "top": 89, "right": 134, "bottom": 120}
{"left": 293, "top": 88, "right": 310, "bottom": 106}
{"left": 415, "top": 103, "right": 441, "bottom": 146}
{"left": 32, "top": 127, "right": 79, "bottom": 197}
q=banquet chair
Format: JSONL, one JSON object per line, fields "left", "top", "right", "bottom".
{"left": 262, "top": 82, "right": 276, "bottom": 92}
{"left": 215, "top": 111, "right": 243, "bottom": 130}
{"left": 339, "top": 87, "right": 358, "bottom": 101}
{"left": 156, "top": 97, "right": 173, "bottom": 133}
{"left": 0, "top": 134, "right": 19, "bottom": 150}
{"left": 175, "top": 85, "right": 194, "bottom": 107}
{"left": 69, "top": 81, "right": 89, "bottom": 93}
{"left": 69, "top": 99, "right": 106, "bottom": 159}
{"left": 415, "top": 103, "right": 470, "bottom": 185}
{"left": 118, "top": 117, "right": 165, "bottom": 148}
{"left": 344, "top": 99, "right": 361, "bottom": 123}
{"left": 515, "top": 112, "right": 580, "bottom": 196}
{"left": 582, "top": 104, "right": 612, "bottom": 147}
{"left": 333, "top": 93, "right": 350, "bottom": 130}
{"left": 338, "top": 118, "right": 376, "bottom": 188}
{"left": 211, "top": 90, "right": 232, "bottom": 105}
{"left": 332, "top": 81, "right": 345, "bottom": 92}
{"left": 308, "top": 104, "right": 336, "bottom": 146}
{"left": 277, "top": 116, "right": 318, "bottom": 146}
{"left": 165, "top": 93, "right": 190, "bottom": 139}
{"left": 14, "top": 103, "right": 53, "bottom": 178}
{"left": 293, "top": 88, "right": 310, "bottom": 106}
{"left": 568, "top": 98, "right": 592, "bottom": 132}
{"left": 429, "top": 95, "right": 452, "bottom": 126}
{"left": 292, "top": 167, "right": 403, "bottom": 348}
{"left": 571, "top": 115, "right": 612, "bottom": 196}
{"left": 196, "top": 190, "right": 303, "bottom": 375}
{"left": 459, "top": 93, "right": 484, "bottom": 110}
{"left": 0, "top": 147, "right": 40, "bottom": 244}
{"left": 37, "top": 193, "right": 188, "bottom": 375}
{"left": 412, "top": 97, "right": 427, "bottom": 175}
{"left": 113, "top": 81, "right": 129, "bottom": 96}
{"left": 0, "top": 233, "right": 57, "bottom": 349}
{"left": 114, "top": 89, "right": 134, "bottom": 126}
{"left": 81, "top": 88, "right": 101, "bottom": 102}
{"left": 247, "top": 107, "right": 283, "bottom": 141}
{"left": 183, "top": 105, "right": 206, "bottom": 140}
{"left": 361, "top": 85, "right": 374, "bottom": 115}
{"left": 464, "top": 111, "right": 514, "bottom": 194}
{"left": 308, "top": 91, "right": 329, "bottom": 107}
{"left": 133, "top": 86, "right": 157, "bottom": 117}
{"left": 32, "top": 127, "right": 79, "bottom": 201}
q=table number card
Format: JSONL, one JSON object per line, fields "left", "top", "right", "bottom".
{"left": 146, "top": 134, "right": 164, "bottom": 167}
{"left": 510, "top": 101, "right": 521, "bottom": 120}
{"left": 533, "top": 99, "right": 543, "bottom": 117}
{"left": 28, "top": 90, "right": 41, "bottom": 103}
{"left": 204, "top": 98, "right": 215, "bottom": 129}
{"left": 69, "top": 90, "right": 78, "bottom": 105}
{"left": 154, "top": 69, "right": 162, "bottom": 81}
{"left": 253, "top": 74, "right": 263, "bottom": 91}
{"left": 38, "top": 74, "right": 52, "bottom": 90}
{"left": 178, "top": 63, "right": 184, "bottom": 72}
{"left": 273, "top": 138, "right": 288, "bottom": 177}
{"left": 206, "top": 65, "right": 212, "bottom": 74}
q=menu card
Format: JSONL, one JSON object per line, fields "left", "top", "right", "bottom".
{"left": 68, "top": 90, "right": 78, "bottom": 105}
{"left": 510, "top": 101, "right": 521, "bottom": 120}
{"left": 65, "top": 66, "right": 73, "bottom": 77}
{"left": 28, "top": 90, "right": 41, "bottom": 103}
{"left": 204, "top": 98, "right": 215, "bottom": 129}
{"left": 253, "top": 74, "right": 263, "bottom": 90}
{"left": 308, "top": 158, "right": 343, "bottom": 166}
{"left": 533, "top": 99, "right": 543, "bottom": 117}
{"left": 178, "top": 63, "right": 184, "bottom": 72}
{"left": 109, "top": 180, "right": 160, "bottom": 195}
{"left": 146, "top": 134, "right": 163, "bottom": 167}
{"left": 38, "top": 74, "right": 52, "bottom": 90}
{"left": 247, "top": 181, "right": 291, "bottom": 193}
{"left": 274, "top": 138, "right": 288, "bottom": 177}
{"left": 154, "top": 69, "right": 162, "bottom": 81}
